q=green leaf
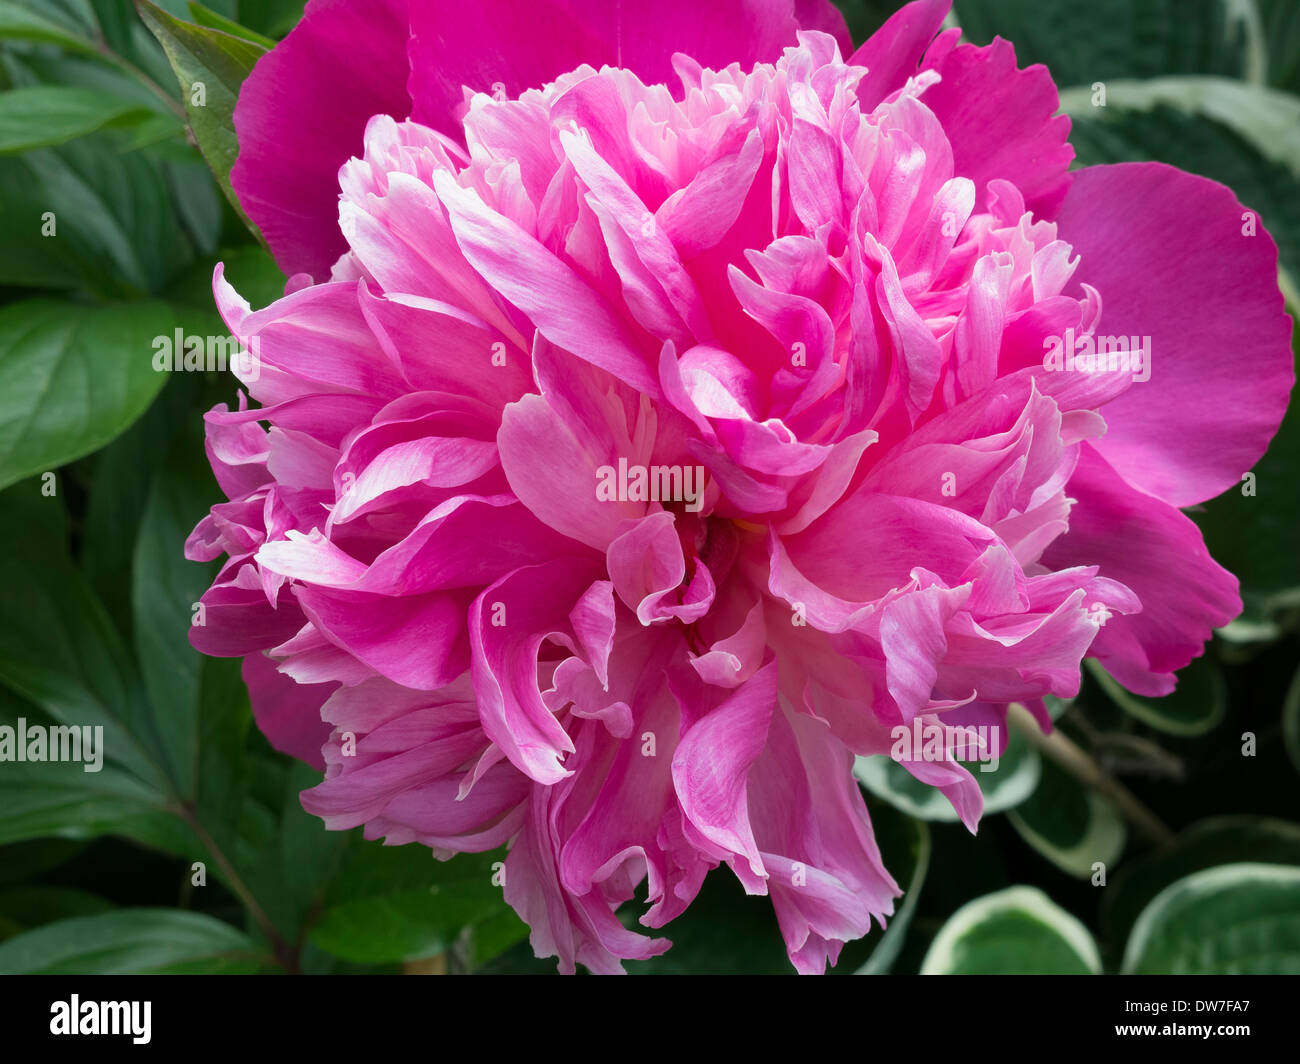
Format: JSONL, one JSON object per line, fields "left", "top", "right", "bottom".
{"left": 165, "top": 243, "right": 286, "bottom": 312}
{"left": 3, "top": 41, "right": 172, "bottom": 111}
{"left": 466, "top": 905, "right": 530, "bottom": 971}
{"left": 920, "top": 886, "right": 1102, "bottom": 974}
{"left": 130, "top": 422, "right": 223, "bottom": 798}
{"left": 309, "top": 845, "right": 513, "bottom": 965}
{"left": 310, "top": 885, "right": 497, "bottom": 966}
{"left": 0, "top": 485, "right": 164, "bottom": 789}
{"left": 1215, "top": 605, "right": 1292, "bottom": 656}
{"left": 1085, "top": 655, "right": 1227, "bottom": 737}
{"left": 855, "top": 809, "right": 930, "bottom": 974}
{"left": 119, "top": 418, "right": 259, "bottom": 871}
{"left": 166, "top": 157, "right": 224, "bottom": 256}
{"left": 192, "top": 654, "right": 255, "bottom": 844}
{"left": 831, "top": 1, "right": 903, "bottom": 48}
{"left": 1102, "top": 816, "right": 1300, "bottom": 948}
{"left": 136, "top": 0, "right": 267, "bottom": 243}
{"left": 0, "top": 886, "right": 113, "bottom": 939}
{"left": 1043, "top": 694, "right": 1072, "bottom": 722}
{"left": 954, "top": 0, "right": 1247, "bottom": 86}
{"left": 853, "top": 718, "right": 1040, "bottom": 821}
{"left": 1123, "top": 863, "right": 1300, "bottom": 974}
{"left": 616, "top": 865, "right": 792, "bottom": 975}
{"left": 1256, "top": 0, "right": 1300, "bottom": 92}
{"left": 1059, "top": 78, "right": 1300, "bottom": 178}
{"left": 0, "top": 300, "right": 175, "bottom": 491}
{"left": 81, "top": 375, "right": 197, "bottom": 631}
{"left": 0, "top": 85, "right": 151, "bottom": 153}
{"left": 241, "top": 761, "right": 350, "bottom": 942}
{"left": 0, "top": 908, "right": 265, "bottom": 973}
{"left": 1008, "top": 756, "right": 1127, "bottom": 878}
{"left": 88, "top": 0, "right": 177, "bottom": 89}
{"left": 0, "top": 490, "right": 205, "bottom": 859}
{"left": 0, "top": 134, "right": 198, "bottom": 296}
{"left": 237, "top": 0, "right": 304, "bottom": 39}
{"left": 0, "top": 0, "right": 98, "bottom": 54}
{"left": 0, "top": 839, "right": 86, "bottom": 885}
{"left": 186, "top": 2, "right": 275, "bottom": 49}
{"left": 0, "top": 602, "right": 190, "bottom": 853}
{"left": 0, "top": 755, "right": 183, "bottom": 849}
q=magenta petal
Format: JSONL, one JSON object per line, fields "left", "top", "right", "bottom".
{"left": 301, "top": 704, "right": 485, "bottom": 830}
{"left": 1043, "top": 445, "right": 1240, "bottom": 696}
{"left": 368, "top": 760, "right": 529, "bottom": 851}
{"left": 505, "top": 785, "right": 670, "bottom": 974}
{"left": 433, "top": 171, "right": 661, "bottom": 395}
{"left": 1055, "top": 163, "right": 1295, "bottom": 506}
{"left": 241, "top": 651, "right": 333, "bottom": 771}
{"left": 498, "top": 393, "right": 641, "bottom": 552}
{"left": 559, "top": 650, "right": 684, "bottom": 906}
{"left": 469, "top": 559, "right": 604, "bottom": 783}
{"left": 671, "top": 661, "right": 778, "bottom": 879}
{"left": 295, "top": 586, "right": 470, "bottom": 691}
{"left": 849, "top": 0, "right": 950, "bottom": 108}
{"left": 898, "top": 743, "right": 984, "bottom": 831}
{"left": 357, "top": 286, "right": 531, "bottom": 407}
{"left": 748, "top": 708, "right": 901, "bottom": 972}
{"left": 793, "top": 0, "right": 853, "bottom": 51}
{"left": 608, "top": 512, "right": 717, "bottom": 625}
{"left": 918, "top": 37, "right": 1074, "bottom": 220}
{"left": 231, "top": 0, "right": 412, "bottom": 279}
{"left": 408, "top": 0, "right": 844, "bottom": 134}
{"left": 189, "top": 563, "right": 306, "bottom": 657}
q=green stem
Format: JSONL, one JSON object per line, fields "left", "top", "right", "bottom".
{"left": 1007, "top": 703, "right": 1177, "bottom": 849}
{"left": 173, "top": 801, "right": 298, "bottom": 973}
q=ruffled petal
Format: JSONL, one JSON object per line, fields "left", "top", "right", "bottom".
{"left": 917, "top": 36, "right": 1074, "bottom": 220}
{"left": 408, "top": 0, "right": 848, "bottom": 135}
{"left": 1043, "top": 445, "right": 1240, "bottom": 695}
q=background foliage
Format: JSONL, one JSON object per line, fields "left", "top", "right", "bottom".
{"left": 0, "top": 0, "right": 1295, "bottom": 975}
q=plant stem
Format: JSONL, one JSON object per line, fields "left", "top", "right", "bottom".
{"left": 1006, "top": 703, "right": 1177, "bottom": 849}
{"left": 173, "top": 800, "right": 298, "bottom": 972}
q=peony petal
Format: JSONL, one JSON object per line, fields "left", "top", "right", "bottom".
{"left": 748, "top": 707, "right": 900, "bottom": 972}
{"left": 1043, "top": 445, "right": 1240, "bottom": 695}
{"left": 849, "top": 0, "right": 950, "bottom": 108}
{"left": 469, "top": 558, "right": 605, "bottom": 783}
{"left": 671, "top": 660, "right": 778, "bottom": 880}
{"left": 231, "top": 0, "right": 413, "bottom": 279}
{"left": 1054, "top": 163, "right": 1295, "bottom": 506}
{"left": 241, "top": 650, "right": 333, "bottom": 771}
{"left": 916, "top": 36, "right": 1074, "bottom": 220}
{"left": 408, "top": 0, "right": 846, "bottom": 135}
{"left": 433, "top": 171, "right": 661, "bottom": 394}
{"left": 294, "top": 585, "right": 470, "bottom": 691}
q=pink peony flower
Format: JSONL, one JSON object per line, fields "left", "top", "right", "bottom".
{"left": 188, "top": 0, "right": 1293, "bottom": 972}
